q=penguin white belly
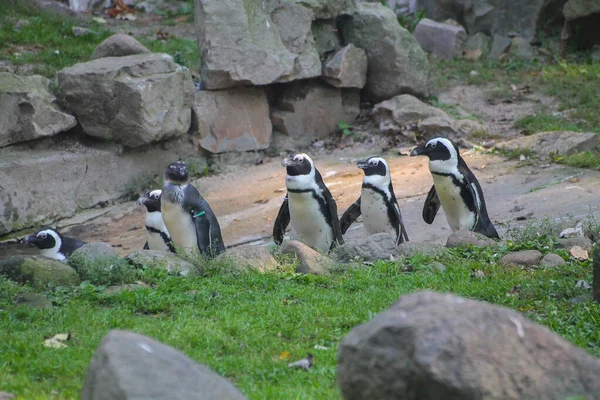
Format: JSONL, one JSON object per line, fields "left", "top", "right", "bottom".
{"left": 288, "top": 192, "right": 333, "bottom": 253}
{"left": 161, "top": 200, "right": 198, "bottom": 254}
{"left": 41, "top": 248, "right": 65, "bottom": 261}
{"left": 432, "top": 174, "right": 476, "bottom": 231}
{"left": 145, "top": 212, "right": 171, "bottom": 252}
{"left": 361, "top": 189, "right": 395, "bottom": 237}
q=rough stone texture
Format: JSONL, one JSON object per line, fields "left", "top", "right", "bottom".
{"left": 312, "top": 19, "right": 342, "bottom": 55}
{"left": 556, "top": 236, "right": 593, "bottom": 252}
{"left": 194, "top": 0, "right": 330, "bottom": 89}
{"left": 339, "top": 3, "right": 430, "bottom": 101}
{"left": 563, "top": 0, "right": 600, "bottom": 49}
{"left": 0, "top": 256, "right": 80, "bottom": 288}
{"left": 510, "top": 37, "right": 536, "bottom": 59}
{"left": 332, "top": 233, "right": 397, "bottom": 263}
{"left": 73, "top": 26, "right": 95, "bottom": 37}
{"left": 322, "top": 44, "right": 368, "bottom": 88}
{"left": 338, "top": 291, "right": 600, "bottom": 400}
{"left": 68, "top": 0, "right": 111, "bottom": 12}
{"left": 464, "top": 32, "right": 492, "bottom": 59}
{"left": 593, "top": 242, "right": 600, "bottom": 303}
{"left": 498, "top": 250, "right": 542, "bottom": 267}
{"left": 0, "top": 73, "right": 77, "bottom": 148}
{"left": 489, "top": 35, "right": 512, "bottom": 59}
{"left": 14, "top": 292, "right": 52, "bottom": 309}
{"left": 70, "top": 243, "right": 118, "bottom": 264}
{"left": 91, "top": 34, "right": 150, "bottom": 60}
{"left": 57, "top": 53, "right": 194, "bottom": 148}
{"left": 413, "top": 18, "right": 467, "bottom": 60}
{"left": 81, "top": 330, "right": 247, "bottom": 400}
{"left": 192, "top": 87, "right": 272, "bottom": 153}
{"left": 219, "top": 245, "right": 279, "bottom": 272}
{"left": 446, "top": 230, "right": 498, "bottom": 248}
{"left": 500, "top": 131, "right": 600, "bottom": 157}
{"left": 540, "top": 253, "right": 567, "bottom": 268}
{"left": 271, "top": 81, "right": 360, "bottom": 146}
{"left": 281, "top": 240, "right": 334, "bottom": 275}
{"left": 125, "top": 250, "right": 196, "bottom": 276}
{"left": 396, "top": 242, "right": 445, "bottom": 258}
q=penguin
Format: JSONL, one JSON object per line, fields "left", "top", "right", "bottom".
{"left": 20, "top": 227, "right": 86, "bottom": 261}
{"left": 161, "top": 161, "right": 225, "bottom": 257}
{"left": 340, "top": 156, "right": 409, "bottom": 245}
{"left": 136, "top": 189, "right": 175, "bottom": 253}
{"left": 273, "top": 153, "right": 344, "bottom": 253}
{"left": 410, "top": 137, "right": 499, "bottom": 239}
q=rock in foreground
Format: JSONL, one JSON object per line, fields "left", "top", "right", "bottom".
{"left": 338, "top": 291, "right": 600, "bottom": 400}
{"left": 81, "top": 330, "right": 246, "bottom": 400}
{"left": 125, "top": 250, "right": 196, "bottom": 276}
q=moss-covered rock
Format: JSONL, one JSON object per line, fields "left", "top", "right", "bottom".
{"left": 125, "top": 250, "right": 196, "bottom": 276}
{"left": 0, "top": 256, "right": 80, "bottom": 288}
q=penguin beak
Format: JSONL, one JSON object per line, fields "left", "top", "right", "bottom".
{"left": 282, "top": 156, "right": 299, "bottom": 167}
{"left": 20, "top": 235, "right": 34, "bottom": 245}
{"left": 136, "top": 196, "right": 146, "bottom": 206}
{"left": 410, "top": 145, "right": 427, "bottom": 157}
{"left": 356, "top": 160, "right": 369, "bottom": 170}
{"left": 281, "top": 158, "right": 290, "bottom": 167}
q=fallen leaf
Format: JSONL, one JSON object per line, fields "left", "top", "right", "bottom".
{"left": 288, "top": 353, "right": 313, "bottom": 371}
{"left": 279, "top": 351, "right": 291, "bottom": 360}
{"left": 510, "top": 84, "right": 518, "bottom": 91}
{"left": 44, "top": 332, "right": 71, "bottom": 348}
{"left": 559, "top": 221, "right": 584, "bottom": 238}
{"left": 570, "top": 245, "right": 588, "bottom": 261}
{"left": 470, "top": 269, "right": 485, "bottom": 279}
{"left": 506, "top": 284, "right": 521, "bottom": 297}
{"left": 313, "top": 345, "right": 329, "bottom": 350}
{"left": 254, "top": 197, "right": 269, "bottom": 204}
{"left": 274, "top": 188, "right": 285, "bottom": 193}
{"left": 92, "top": 17, "right": 107, "bottom": 24}
{"left": 116, "top": 13, "right": 137, "bottom": 21}
{"left": 575, "top": 280, "right": 591, "bottom": 289}
{"left": 568, "top": 177, "right": 581, "bottom": 183}
{"left": 174, "top": 16, "right": 188, "bottom": 23}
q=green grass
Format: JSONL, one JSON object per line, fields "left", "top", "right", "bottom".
{"left": 0, "top": 0, "right": 200, "bottom": 78}
{"left": 1, "top": 239, "right": 599, "bottom": 399}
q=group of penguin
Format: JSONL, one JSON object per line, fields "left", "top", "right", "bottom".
{"left": 20, "top": 137, "right": 499, "bottom": 262}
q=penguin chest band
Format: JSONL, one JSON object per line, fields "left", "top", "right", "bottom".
{"left": 361, "top": 188, "right": 395, "bottom": 236}
{"left": 288, "top": 190, "right": 333, "bottom": 252}
{"left": 432, "top": 174, "right": 476, "bottom": 231}
{"left": 161, "top": 198, "right": 198, "bottom": 253}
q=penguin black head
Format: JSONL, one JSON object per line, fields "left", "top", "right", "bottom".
{"left": 20, "top": 227, "right": 61, "bottom": 250}
{"left": 282, "top": 153, "right": 313, "bottom": 176}
{"left": 357, "top": 156, "right": 389, "bottom": 177}
{"left": 409, "top": 137, "right": 458, "bottom": 162}
{"left": 164, "top": 161, "right": 189, "bottom": 185}
{"left": 136, "top": 189, "right": 162, "bottom": 213}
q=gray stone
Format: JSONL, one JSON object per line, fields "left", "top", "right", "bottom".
{"left": 0, "top": 256, "right": 80, "bottom": 288}
{"left": 464, "top": 32, "right": 492, "bottom": 59}
{"left": 454, "top": 119, "right": 489, "bottom": 137}
{"left": 489, "top": 35, "right": 512, "bottom": 59}
{"left": 72, "top": 26, "right": 95, "bottom": 37}
{"left": 430, "top": 261, "right": 446, "bottom": 273}
{"left": 500, "top": 131, "right": 600, "bottom": 157}
{"left": 57, "top": 54, "right": 194, "bottom": 148}
{"left": 81, "top": 330, "right": 247, "bottom": 400}
{"left": 219, "top": 245, "right": 279, "bottom": 273}
{"left": 413, "top": 18, "right": 466, "bottom": 60}
{"left": 312, "top": 19, "right": 342, "bottom": 56}
{"left": 194, "top": 0, "right": 325, "bottom": 89}
{"left": 192, "top": 87, "right": 272, "bottom": 153}
{"left": 332, "top": 232, "right": 397, "bottom": 263}
{"left": 281, "top": 240, "right": 334, "bottom": 275}
{"left": 34, "top": 0, "right": 78, "bottom": 18}
{"left": 70, "top": 243, "right": 118, "bottom": 264}
{"left": 540, "top": 253, "right": 567, "bottom": 268}
{"left": 339, "top": 3, "right": 430, "bottom": 101}
{"left": 396, "top": 242, "right": 445, "bottom": 258}
{"left": 556, "top": 237, "right": 593, "bottom": 252}
{"left": 499, "top": 250, "right": 542, "bottom": 267}
{"left": 105, "top": 283, "right": 147, "bottom": 295}
{"left": 417, "top": 116, "right": 456, "bottom": 138}
{"left": 593, "top": 242, "right": 600, "bottom": 303}
{"left": 125, "top": 250, "right": 196, "bottom": 276}
{"left": 0, "top": 392, "right": 15, "bottom": 400}
{"left": 0, "top": 73, "right": 77, "bottom": 148}
{"left": 14, "top": 292, "right": 52, "bottom": 309}
{"left": 322, "top": 44, "right": 368, "bottom": 89}
{"left": 562, "top": 0, "right": 600, "bottom": 50}
{"left": 338, "top": 291, "right": 600, "bottom": 400}
{"left": 68, "top": 0, "right": 111, "bottom": 12}
{"left": 446, "top": 230, "right": 498, "bottom": 248}
{"left": 91, "top": 34, "right": 150, "bottom": 60}
{"left": 510, "top": 37, "right": 536, "bottom": 59}
{"left": 271, "top": 81, "right": 360, "bottom": 147}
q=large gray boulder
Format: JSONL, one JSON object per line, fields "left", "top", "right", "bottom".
{"left": 322, "top": 44, "right": 368, "bottom": 88}
{"left": 57, "top": 53, "right": 194, "bottom": 148}
{"left": 413, "top": 18, "right": 466, "bottom": 60}
{"left": 125, "top": 249, "right": 196, "bottom": 276}
{"left": 338, "top": 291, "right": 600, "bottom": 400}
{"left": 339, "top": 3, "right": 430, "bottom": 101}
{"left": 332, "top": 233, "right": 397, "bottom": 263}
{"left": 271, "top": 81, "right": 360, "bottom": 147}
{"left": 192, "top": 87, "right": 272, "bottom": 153}
{"left": 91, "top": 34, "right": 151, "bottom": 60}
{"left": 0, "top": 256, "right": 80, "bottom": 288}
{"left": 218, "top": 245, "right": 279, "bottom": 272}
{"left": 81, "top": 330, "right": 247, "bottom": 400}
{"left": 0, "top": 73, "right": 77, "bottom": 148}
{"left": 499, "top": 131, "right": 599, "bottom": 156}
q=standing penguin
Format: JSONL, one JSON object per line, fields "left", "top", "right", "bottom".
{"left": 340, "top": 156, "right": 409, "bottom": 245}
{"left": 136, "top": 189, "right": 175, "bottom": 253}
{"left": 410, "top": 137, "right": 499, "bottom": 239}
{"left": 161, "top": 161, "right": 225, "bottom": 257}
{"left": 20, "top": 227, "right": 86, "bottom": 261}
{"left": 273, "top": 153, "right": 344, "bottom": 253}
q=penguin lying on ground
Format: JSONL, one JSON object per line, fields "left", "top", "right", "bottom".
{"left": 20, "top": 227, "right": 86, "bottom": 261}
{"left": 340, "top": 156, "right": 409, "bottom": 245}
{"left": 273, "top": 153, "right": 344, "bottom": 253}
{"left": 136, "top": 189, "right": 175, "bottom": 253}
{"left": 161, "top": 161, "right": 225, "bottom": 258}
{"left": 410, "top": 137, "right": 499, "bottom": 239}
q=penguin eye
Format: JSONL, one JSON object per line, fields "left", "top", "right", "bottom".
{"left": 295, "top": 155, "right": 304, "bottom": 162}
{"left": 38, "top": 233, "right": 47, "bottom": 239}
{"left": 430, "top": 142, "right": 437, "bottom": 149}
{"left": 370, "top": 160, "right": 378, "bottom": 166}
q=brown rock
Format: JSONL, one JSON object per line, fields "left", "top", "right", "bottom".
{"left": 413, "top": 18, "right": 467, "bottom": 60}
{"left": 539, "top": 253, "right": 566, "bottom": 268}
{"left": 500, "top": 131, "right": 599, "bottom": 156}
{"left": 91, "top": 34, "right": 150, "bottom": 60}
{"left": 446, "top": 230, "right": 497, "bottom": 248}
{"left": 219, "top": 245, "right": 279, "bottom": 272}
{"left": 322, "top": 44, "right": 368, "bottom": 89}
{"left": 281, "top": 240, "right": 334, "bottom": 275}
{"left": 498, "top": 250, "right": 542, "bottom": 267}
{"left": 556, "top": 237, "right": 593, "bottom": 252}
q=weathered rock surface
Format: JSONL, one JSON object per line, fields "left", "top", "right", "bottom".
{"left": 322, "top": 44, "right": 368, "bottom": 88}
{"left": 68, "top": 0, "right": 111, "bottom": 12}
{"left": 0, "top": 73, "right": 77, "bottom": 148}
{"left": 500, "top": 131, "right": 600, "bottom": 157}
{"left": 57, "top": 53, "right": 194, "bottom": 148}
{"left": 446, "top": 230, "right": 497, "bottom": 248}
{"left": 396, "top": 242, "right": 445, "bottom": 258}
{"left": 339, "top": 3, "right": 430, "bottom": 101}
{"left": 593, "top": 242, "right": 600, "bottom": 303}
{"left": 499, "top": 250, "right": 542, "bottom": 267}
{"left": 0, "top": 256, "right": 80, "bottom": 288}
{"left": 90, "top": 34, "right": 150, "bottom": 60}
{"left": 81, "top": 330, "right": 247, "bottom": 400}
{"left": 14, "top": 292, "right": 52, "bottom": 309}
{"left": 510, "top": 37, "right": 535, "bottom": 59}
{"left": 281, "top": 240, "right": 334, "bottom": 275}
{"left": 488, "top": 35, "right": 511, "bottom": 59}
{"left": 70, "top": 243, "right": 118, "bottom": 265}
{"left": 556, "top": 236, "right": 593, "bottom": 252}
{"left": 312, "top": 19, "right": 342, "bottom": 55}
{"left": 413, "top": 18, "right": 466, "bottom": 60}
{"left": 219, "top": 245, "right": 279, "bottom": 272}
{"left": 338, "top": 291, "right": 600, "bottom": 400}
{"left": 126, "top": 250, "right": 196, "bottom": 276}
{"left": 193, "top": 87, "right": 272, "bottom": 153}
{"left": 464, "top": 32, "right": 492, "bottom": 59}
{"left": 332, "top": 233, "right": 397, "bottom": 263}
{"left": 563, "top": 0, "right": 600, "bottom": 49}
{"left": 540, "top": 253, "right": 566, "bottom": 268}
{"left": 271, "top": 81, "right": 360, "bottom": 146}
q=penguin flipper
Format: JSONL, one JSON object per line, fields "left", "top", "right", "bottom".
{"left": 339, "top": 198, "right": 361, "bottom": 235}
{"left": 143, "top": 241, "right": 149, "bottom": 250}
{"left": 393, "top": 205, "right": 409, "bottom": 245}
{"left": 462, "top": 171, "right": 500, "bottom": 240}
{"left": 273, "top": 195, "right": 290, "bottom": 245}
{"left": 193, "top": 212, "right": 213, "bottom": 256}
{"left": 423, "top": 185, "right": 441, "bottom": 224}
{"left": 327, "top": 195, "right": 344, "bottom": 245}
{"left": 209, "top": 223, "right": 226, "bottom": 256}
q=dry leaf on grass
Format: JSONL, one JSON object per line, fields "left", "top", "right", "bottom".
{"left": 44, "top": 332, "right": 71, "bottom": 348}
{"left": 569, "top": 245, "right": 588, "bottom": 260}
